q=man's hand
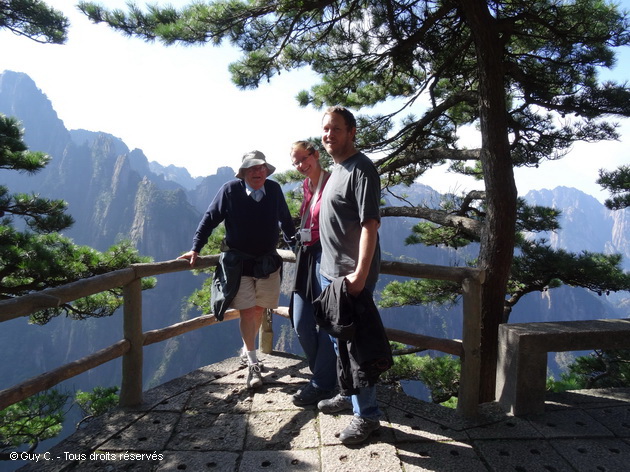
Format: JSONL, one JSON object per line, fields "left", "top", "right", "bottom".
{"left": 177, "top": 250, "right": 199, "bottom": 267}
{"left": 344, "top": 272, "right": 366, "bottom": 297}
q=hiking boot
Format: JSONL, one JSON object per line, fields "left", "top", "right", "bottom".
{"left": 339, "top": 416, "right": 380, "bottom": 445}
{"left": 317, "top": 393, "right": 352, "bottom": 414}
{"left": 247, "top": 363, "right": 263, "bottom": 389}
{"left": 292, "top": 383, "right": 335, "bottom": 407}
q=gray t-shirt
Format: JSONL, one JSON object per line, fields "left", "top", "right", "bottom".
{"left": 319, "top": 152, "right": 381, "bottom": 288}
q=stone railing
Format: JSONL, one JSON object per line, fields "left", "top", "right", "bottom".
{"left": 0, "top": 250, "right": 485, "bottom": 417}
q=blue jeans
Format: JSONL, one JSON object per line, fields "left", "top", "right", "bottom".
{"left": 321, "top": 275, "right": 382, "bottom": 420}
{"left": 292, "top": 252, "right": 337, "bottom": 391}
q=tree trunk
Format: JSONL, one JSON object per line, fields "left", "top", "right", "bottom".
{"left": 458, "top": 0, "right": 518, "bottom": 402}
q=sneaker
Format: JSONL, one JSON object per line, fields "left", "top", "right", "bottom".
{"left": 240, "top": 348, "right": 264, "bottom": 370}
{"left": 292, "top": 383, "right": 335, "bottom": 407}
{"left": 247, "top": 363, "right": 263, "bottom": 389}
{"left": 339, "top": 416, "right": 380, "bottom": 445}
{"left": 317, "top": 393, "right": 352, "bottom": 414}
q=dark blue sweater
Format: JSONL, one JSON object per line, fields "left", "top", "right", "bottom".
{"left": 192, "top": 179, "right": 295, "bottom": 256}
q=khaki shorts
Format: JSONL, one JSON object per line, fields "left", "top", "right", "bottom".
{"left": 230, "top": 268, "right": 281, "bottom": 310}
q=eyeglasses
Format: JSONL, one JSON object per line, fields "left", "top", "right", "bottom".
{"left": 292, "top": 152, "right": 314, "bottom": 168}
{"left": 245, "top": 164, "right": 267, "bottom": 173}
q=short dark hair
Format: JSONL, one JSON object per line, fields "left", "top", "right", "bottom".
{"left": 324, "top": 106, "right": 357, "bottom": 131}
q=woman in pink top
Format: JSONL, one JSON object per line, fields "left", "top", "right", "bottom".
{"left": 290, "top": 141, "right": 338, "bottom": 406}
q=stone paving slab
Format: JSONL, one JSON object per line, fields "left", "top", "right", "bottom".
{"left": 157, "top": 451, "right": 239, "bottom": 471}
{"left": 581, "top": 405, "right": 630, "bottom": 437}
{"left": 135, "top": 377, "right": 195, "bottom": 413}
{"left": 466, "top": 415, "right": 543, "bottom": 440}
{"left": 186, "top": 381, "right": 254, "bottom": 414}
{"left": 527, "top": 408, "right": 615, "bottom": 439}
{"left": 240, "top": 449, "right": 320, "bottom": 471}
{"left": 551, "top": 438, "right": 630, "bottom": 472}
{"left": 61, "top": 409, "right": 147, "bottom": 450}
{"left": 245, "top": 410, "right": 319, "bottom": 450}
{"left": 474, "top": 439, "right": 574, "bottom": 472}
{"left": 254, "top": 354, "right": 311, "bottom": 387}
{"left": 72, "top": 453, "right": 163, "bottom": 472}
{"left": 394, "top": 441, "right": 489, "bottom": 472}
{"left": 163, "top": 357, "right": 245, "bottom": 390}
{"left": 386, "top": 405, "right": 469, "bottom": 443}
{"left": 15, "top": 352, "right": 630, "bottom": 472}
{"left": 379, "top": 384, "right": 506, "bottom": 431}
{"left": 97, "top": 411, "right": 181, "bottom": 452}
{"left": 250, "top": 385, "right": 301, "bottom": 411}
{"left": 321, "top": 443, "right": 401, "bottom": 472}
{"left": 547, "top": 388, "right": 630, "bottom": 407}
{"left": 197, "top": 367, "right": 251, "bottom": 386}
{"left": 168, "top": 412, "right": 247, "bottom": 452}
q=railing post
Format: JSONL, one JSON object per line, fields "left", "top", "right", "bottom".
{"left": 120, "top": 278, "right": 143, "bottom": 406}
{"left": 260, "top": 308, "right": 273, "bottom": 354}
{"left": 458, "top": 277, "right": 482, "bottom": 417}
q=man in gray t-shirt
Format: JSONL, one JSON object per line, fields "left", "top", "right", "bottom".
{"left": 319, "top": 151, "right": 381, "bottom": 289}
{"left": 317, "top": 106, "right": 383, "bottom": 445}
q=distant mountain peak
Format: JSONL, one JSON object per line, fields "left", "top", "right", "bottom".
{"left": 0, "top": 69, "right": 69, "bottom": 155}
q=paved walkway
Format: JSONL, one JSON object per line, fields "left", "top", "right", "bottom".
{"left": 17, "top": 352, "right": 630, "bottom": 471}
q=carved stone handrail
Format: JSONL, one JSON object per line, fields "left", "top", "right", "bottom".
{"left": 0, "top": 249, "right": 484, "bottom": 417}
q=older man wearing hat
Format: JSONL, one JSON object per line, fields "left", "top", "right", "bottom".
{"left": 179, "top": 151, "right": 295, "bottom": 389}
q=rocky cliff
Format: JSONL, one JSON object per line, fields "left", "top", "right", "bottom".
{"left": 525, "top": 186, "right": 629, "bottom": 269}
{"left": 0, "top": 71, "right": 225, "bottom": 393}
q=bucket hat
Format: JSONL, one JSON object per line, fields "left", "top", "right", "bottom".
{"left": 236, "top": 150, "right": 276, "bottom": 179}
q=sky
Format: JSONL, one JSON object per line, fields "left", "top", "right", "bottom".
{"left": 1, "top": 0, "right": 629, "bottom": 203}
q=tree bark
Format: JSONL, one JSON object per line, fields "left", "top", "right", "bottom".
{"left": 380, "top": 206, "right": 483, "bottom": 240}
{"left": 458, "top": 0, "right": 518, "bottom": 402}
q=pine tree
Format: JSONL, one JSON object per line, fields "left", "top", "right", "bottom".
{"left": 0, "top": 0, "right": 68, "bottom": 43}
{"left": 598, "top": 165, "right": 630, "bottom": 210}
{"left": 0, "top": 390, "right": 68, "bottom": 457}
{"left": 78, "top": 0, "right": 630, "bottom": 400}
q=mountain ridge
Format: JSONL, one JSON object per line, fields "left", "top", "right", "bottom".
{"left": 0, "top": 69, "right": 628, "bottom": 467}
{"left": 0, "top": 68, "right": 628, "bottom": 396}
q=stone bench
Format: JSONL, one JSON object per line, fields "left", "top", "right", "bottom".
{"left": 495, "top": 318, "right": 630, "bottom": 416}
